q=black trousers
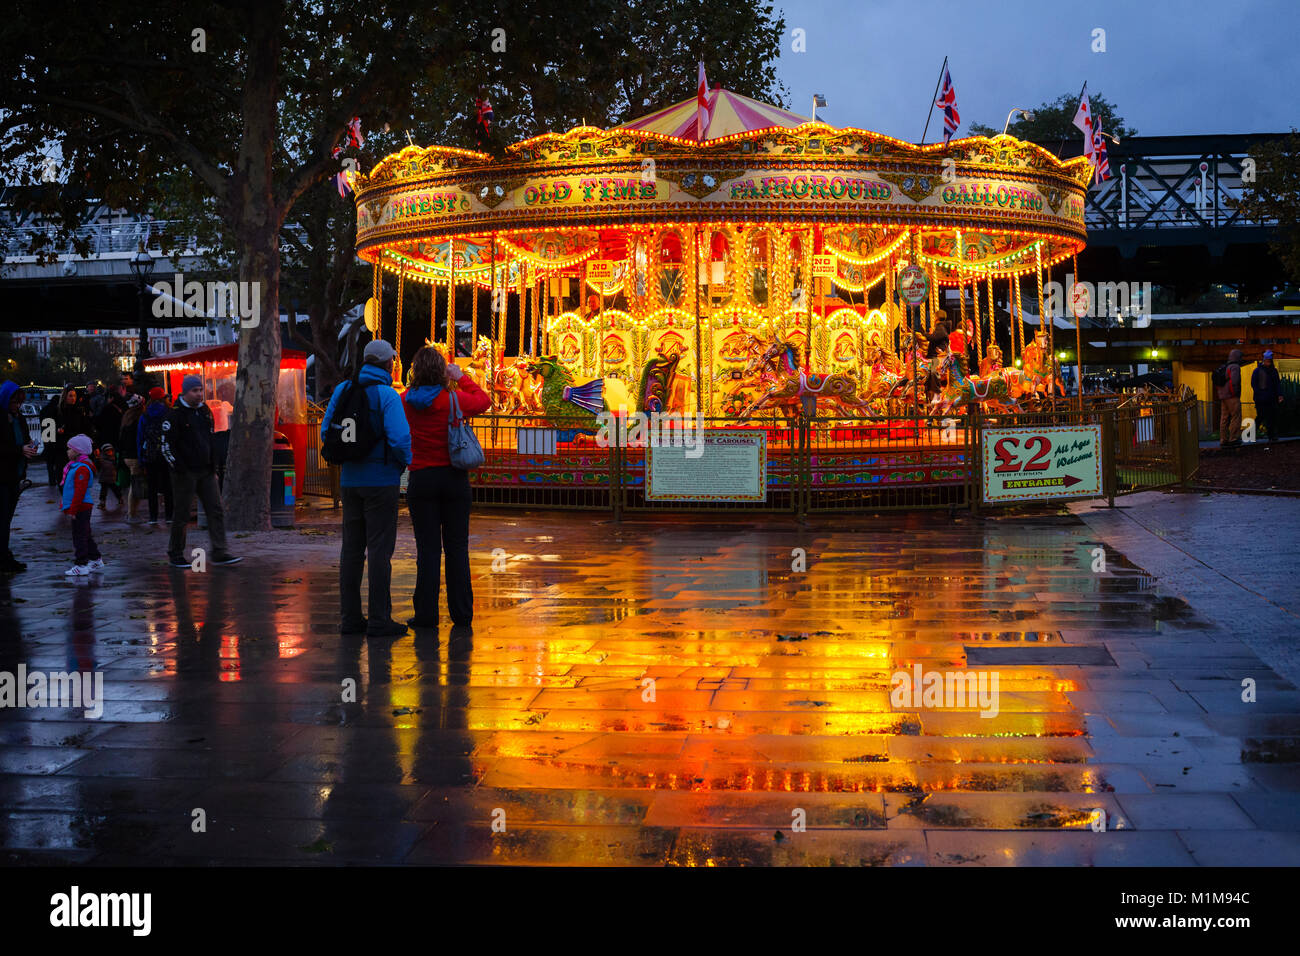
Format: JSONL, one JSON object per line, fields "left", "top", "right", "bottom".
{"left": 71, "top": 510, "right": 100, "bottom": 565}
{"left": 145, "top": 460, "right": 173, "bottom": 521}
{"left": 0, "top": 481, "right": 18, "bottom": 561}
{"left": 168, "top": 469, "right": 229, "bottom": 563}
{"left": 406, "top": 466, "right": 473, "bottom": 626}
{"left": 1256, "top": 400, "right": 1281, "bottom": 439}
{"left": 340, "top": 485, "right": 400, "bottom": 624}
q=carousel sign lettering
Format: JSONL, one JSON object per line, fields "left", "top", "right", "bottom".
{"left": 941, "top": 182, "right": 1044, "bottom": 212}
{"left": 523, "top": 178, "right": 656, "bottom": 205}
{"left": 729, "top": 174, "right": 891, "bottom": 201}
{"left": 389, "top": 191, "right": 464, "bottom": 220}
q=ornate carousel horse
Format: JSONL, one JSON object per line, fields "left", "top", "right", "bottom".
{"left": 1020, "top": 329, "right": 1066, "bottom": 402}
{"left": 735, "top": 339, "right": 876, "bottom": 421}
{"left": 931, "top": 350, "right": 1023, "bottom": 415}
{"left": 875, "top": 330, "right": 936, "bottom": 411}
{"left": 467, "top": 337, "right": 544, "bottom": 416}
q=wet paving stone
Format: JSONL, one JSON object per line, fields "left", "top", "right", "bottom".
{"left": 1, "top": 497, "right": 1299, "bottom": 865}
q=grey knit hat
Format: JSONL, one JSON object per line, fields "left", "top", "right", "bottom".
{"left": 182, "top": 374, "right": 203, "bottom": 391}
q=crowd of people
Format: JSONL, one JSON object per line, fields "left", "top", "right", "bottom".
{"left": 0, "top": 371, "right": 241, "bottom": 577}
{"left": 1, "top": 341, "right": 492, "bottom": 638}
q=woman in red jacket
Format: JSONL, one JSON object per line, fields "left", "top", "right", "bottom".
{"left": 402, "top": 346, "right": 492, "bottom": 629}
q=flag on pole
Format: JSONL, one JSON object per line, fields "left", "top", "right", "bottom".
{"left": 1091, "top": 122, "right": 1112, "bottom": 183}
{"left": 1072, "top": 88, "right": 1094, "bottom": 160}
{"left": 935, "top": 67, "right": 959, "bottom": 143}
{"left": 696, "top": 61, "right": 711, "bottom": 141}
{"left": 346, "top": 116, "right": 364, "bottom": 149}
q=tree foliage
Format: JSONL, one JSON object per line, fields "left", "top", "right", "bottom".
{"left": 1235, "top": 130, "right": 1300, "bottom": 285}
{"left": 968, "top": 90, "right": 1136, "bottom": 145}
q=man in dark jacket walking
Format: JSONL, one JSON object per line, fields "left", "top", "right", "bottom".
{"left": 1251, "top": 350, "right": 1284, "bottom": 442}
{"left": 1217, "top": 348, "right": 1245, "bottom": 448}
{"left": 161, "top": 374, "right": 242, "bottom": 568}
{"left": 0, "top": 381, "right": 38, "bottom": 573}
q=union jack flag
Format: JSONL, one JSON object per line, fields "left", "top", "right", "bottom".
{"left": 935, "top": 67, "right": 959, "bottom": 143}
{"left": 1091, "top": 123, "right": 1112, "bottom": 183}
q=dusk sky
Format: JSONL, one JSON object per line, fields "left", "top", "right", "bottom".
{"left": 774, "top": 0, "right": 1299, "bottom": 139}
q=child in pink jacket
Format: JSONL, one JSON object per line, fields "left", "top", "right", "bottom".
{"left": 62, "top": 434, "right": 104, "bottom": 575}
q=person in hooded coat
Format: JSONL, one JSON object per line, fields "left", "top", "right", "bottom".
{"left": 401, "top": 346, "right": 491, "bottom": 630}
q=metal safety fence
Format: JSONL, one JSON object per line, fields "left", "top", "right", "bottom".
{"left": 298, "top": 394, "right": 1199, "bottom": 516}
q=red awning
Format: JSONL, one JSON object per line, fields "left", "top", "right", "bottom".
{"left": 143, "top": 344, "right": 308, "bottom": 370}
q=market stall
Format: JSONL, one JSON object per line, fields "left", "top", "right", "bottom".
{"left": 143, "top": 344, "right": 310, "bottom": 498}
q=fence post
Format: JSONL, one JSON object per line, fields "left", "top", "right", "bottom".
{"left": 797, "top": 416, "right": 809, "bottom": 519}
{"left": 1170, "top": 400, "right": 1185, "bottom": 487}
{"left": 1102, "top": 407, "right": 1116, "bottom": 507}
{"left": 969, "top": 405, "right": 981, "bottom": 514}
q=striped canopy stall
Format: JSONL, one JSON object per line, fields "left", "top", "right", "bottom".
{"left": 616, "top": 89, "right": 810, "bottom": 141}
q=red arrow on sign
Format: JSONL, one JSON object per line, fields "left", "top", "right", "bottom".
{"left": 1063, "top": 473, "right": 1081, "bottom": 487}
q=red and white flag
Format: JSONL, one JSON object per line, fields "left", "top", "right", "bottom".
{"left": 1072, "top": 88, "right": 1094, "bottom": 160}
{"left": 346, "top": 116, "right": 365, "bottom": 149}
{"left": 935, "top": 67, "right": 959, "bottom": 144}
{"left": 696, "top": 61, "right": 711, "bottom": 141}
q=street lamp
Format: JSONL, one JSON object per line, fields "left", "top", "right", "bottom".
{"left": 1096, "top": 130, "right": 1121, "bottom": 146}
{"left": 127, "top": 242, "right": 154, "bottom": 377}
{"left": 1002, "top": 108, "right": 1035, "bottom": 136}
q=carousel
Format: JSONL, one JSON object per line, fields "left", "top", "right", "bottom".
{"left": 349, "top": 88, "right": 1093, "bottom": 433}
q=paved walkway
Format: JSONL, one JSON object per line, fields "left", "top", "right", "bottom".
{"left": 2, "top": 486, "right": 1298, "bottom": 865}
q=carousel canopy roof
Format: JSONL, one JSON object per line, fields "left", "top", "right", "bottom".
{"left": 615, "top": 89, "right": 810, "bottom": 141}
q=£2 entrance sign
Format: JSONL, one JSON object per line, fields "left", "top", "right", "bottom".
{"left": 980, "top": 424, "right": 1103, "bottom": 504}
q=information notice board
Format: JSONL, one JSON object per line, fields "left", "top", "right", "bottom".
{"left": 980, "top": 424, "right": 1103, "bottom": 504}
{"left": 645, "top": 429, "right": 766, "bottom": 502}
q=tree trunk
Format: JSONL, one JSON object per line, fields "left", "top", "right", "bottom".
{"left": 222, "top": 4, "right": 283, "bottom": 531}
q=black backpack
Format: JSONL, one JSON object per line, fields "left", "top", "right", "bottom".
{"left": 321, "top": 371, "right": 384, "bottom": 464}
{"left": 140, "top": 412, "right": 166, "bottom": 465}
{"left": 1211, "top": 364, "right": 1228, "bottom": 388}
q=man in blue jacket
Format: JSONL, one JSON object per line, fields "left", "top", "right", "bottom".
{"left": 321, "top": 339, "right": 412, "bottom": 637}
